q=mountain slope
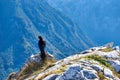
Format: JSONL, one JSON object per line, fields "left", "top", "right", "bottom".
{"left": 10, "top": 43, "right": 120, "bottom": 80}
{"left": 0, "top": 0, "right": 94, "bottom": 79}
{"left": 47, "top": 0, "right": 120, "bottom": 46}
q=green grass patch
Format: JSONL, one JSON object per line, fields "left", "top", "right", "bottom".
{"left": 98, "top": 48, "right": 113, "bottom": 52}
{"left": 85, "top": 54, "right": 110, "bottom": 67}
{"left": 85, "top": 54, "right": 120, "bottom": 78}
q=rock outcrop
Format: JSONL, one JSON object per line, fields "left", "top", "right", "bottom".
{"left": 8, "top": 43, "right": 120, "bottom": 80}
{"left": 7, "top": 53, "right": 56, "bottom": 80}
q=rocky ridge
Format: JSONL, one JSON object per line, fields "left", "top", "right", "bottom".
{"left": 8, "top": 43, "right": 120, "bottom": 80}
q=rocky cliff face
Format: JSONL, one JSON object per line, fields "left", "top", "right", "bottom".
{"left": 9, "top": 43, "right": 120, "bottom": 80}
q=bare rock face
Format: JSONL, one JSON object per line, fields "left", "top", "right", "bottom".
{"left": 55, "top": 66, "right": 82, "bottom": 80}
{"left": 108, "top": 60, "right": 120, "bottom": 73}
{"left": 113, "top": 46, "right": 120, "bottom": 52}
{"left": 91, "top": 64, "right": 103, "bottom": 72}
{"left": 104, "top": 42, "right": 114, "bottom": 48}
{"left": 104, "top": 68, "right": 114, "bottom": 78}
